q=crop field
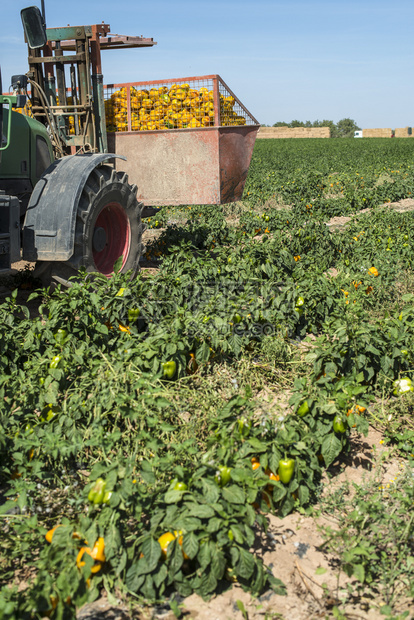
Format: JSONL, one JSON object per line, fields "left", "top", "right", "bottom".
{"left": 2, "top": 137, "right": 414, "bottom": 620}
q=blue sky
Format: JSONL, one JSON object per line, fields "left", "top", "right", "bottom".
{"left": 1, "top": 0, "right": 413, "bottom": 128}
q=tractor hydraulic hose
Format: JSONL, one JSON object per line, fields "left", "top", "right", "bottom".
{"left": 27, "top": 78, "right": 65, "bottom": 157}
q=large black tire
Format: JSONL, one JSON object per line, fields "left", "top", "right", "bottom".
{"left": 34, "top": 164, "right": 143, "bottom": 285}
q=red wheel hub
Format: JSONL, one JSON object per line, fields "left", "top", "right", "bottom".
{"left": 92, "top": 202, "right": 130, "bottom": 276}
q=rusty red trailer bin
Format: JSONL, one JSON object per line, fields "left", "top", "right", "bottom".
{"left": 105, "top": 74, "right": 259, "bottom": 206}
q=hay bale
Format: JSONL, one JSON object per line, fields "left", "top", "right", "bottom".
{"left": 362, "top": 128, "right": 393, "bottom": 138}
{"left": 394, "top": 127, "right": 413, "bottom": 138}
{"left": 257, "top": 127, "right": 330, "bottom": 139}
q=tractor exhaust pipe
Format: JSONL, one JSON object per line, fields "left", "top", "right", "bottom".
{"left": 41, "top": 0, "right": 46, "bottom": 26}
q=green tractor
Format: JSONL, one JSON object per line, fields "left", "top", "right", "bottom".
{"left": 0, "top": 5, "right": 155, "bottom": 284}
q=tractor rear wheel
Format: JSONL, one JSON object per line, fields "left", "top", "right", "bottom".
{"left": 34, "top": 164, "right": 142, "bottom": 285}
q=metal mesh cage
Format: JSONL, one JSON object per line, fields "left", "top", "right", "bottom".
{"left": 103, "top": 74, "right": 258, "bottom": 132}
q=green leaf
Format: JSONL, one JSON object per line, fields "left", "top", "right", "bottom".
{"left": 169, "top": 597, "right": 182, "bottom": 619}
{"left": 236, "top": 600, "right": 248, "bottom": 620}
{"left": 142, "top": 574, "right": 156, "bottom": 600}
{"left": 141, "top": 469, "right": 156, "bottom": 485}
{"left": 170, "top": 540, "right": 184, "bottom": 574}
{"left": 352, "top": 563, "right": 366, "bottom": 583}
{"left": 185, "top": 503, "right": 215, "bottom": 518}
{"left": 113, "top": 256, "right": 124, "bottom": 274}
{"left": 279, "top": 493, "right": 295, "bottom": 517}
{"left": 125, "top": 562, "right": 145, "bottom": 593}
{"left": 182, "top": 532, "right": 199, "bottom": 560}
{"left": 206, "top": 517, "right": 222, "bottom": 533}
{"left": 229, "top": 467, "right": 251, "bottom": 483}
{"left": 247, "top": 437, "right": 268, "bottom": 451}
{"left": 211, "top": 549, "right": 226, "bottom": 580}
{"left": 197, "top": 541, "right": 212, "bottom": 569}
{"left": 321, "top": 402, "right": 337, "bottom": 414}
{"left": 321, "top": 433, "right": 342, "bottom": 468}
{"left": 222, "top": 485, "right": 246, "bottom": 504}
{"left": 271, "top": 482, "right": 287, "bottom": 503}
{"left": 350, "top": 545, "right": 373, "bottom": 557}
{"left": 180, "top": 516, "right": 202, "bottom": 531}
{"left": 0, "top": 500, "right": 19, "bottom": 516}
{"left": 200, "top": 479, "right": 220, "bottom": 504}
{"left": 200, "top": 570, "right": 218, "bottom": 598}
{"left": 159, "top": 423, "right": 176, "bottom": 431}
{"left": 268, "top": 573, "right": 287, "bottom": 595}
{"left": 164, "top": 489, "right": 185, "bottom": 504}
{"left": 243, "top": 524, "right": 256, "bottom": 548}
{"left": 249, "top": 561, "right": 266, "bottom": 597}
{"left": 140, "top": 537, "right": 162, "bottom": 572}
{"left": 196, "top": 342, "right": 211, "bottom": 363}
{"left": 269, "top": 450, "right": 282, "bottom": 474}
{"left": 379, "top": 605, "right": 393, "bottom": 616}
{"left": 298, "top": 484, "right": 310, "bottom": 506}
{"left": 229, "top": 524, "right": 245, "bottom": 544}
{"left": 236, "top": 548, "right": 255, "bottom": 580}
{"left": 174, "top": 577, "right": 193, "bottom": 598}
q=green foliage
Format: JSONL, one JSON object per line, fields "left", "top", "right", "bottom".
{"left": 3, "top": 137, "right": 414, "bottom": 617}
{"left": 244, "top": 138, "right": 414, "bottom": 215}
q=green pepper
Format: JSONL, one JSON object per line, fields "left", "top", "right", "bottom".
{"left": 103, "top": 490, "right": 112, "bottom": 504}
{"left": 49, "top": 355, "right": 63, "bottom": 369}
{"left": 128, "top": 308, "right": 140, "bottom": 321}
{"left": 40, "top": 404, "right": 60, "bottom": 422}
{"left": 174, "top": 482, "right": 188, "bottom": 491}
{"left": 215, "top": 465, "right": 232, "bottom": 487}
{"left": 295, "top": 296, "right": 305, "bottom": 316}
{"left": 393, "top": 378, "right": 414, "bottom": 395}
{"left": 53, "top": 328, "right": 68, "bottom": 346}
{"left": 297, "top": 401, "right": 310, "bottom": 417}
{"left": 232, "top": 313, "right": 243, "bottom": 324}
{"left": 278, "top": 458, "right": 295, "bottom": 484}
{"left": 333, "top": 414, "right": 347, "bottom": 434}
{"left": 162, "top": 360, "right": 177, "bottom": 380}
{"left": 88, "top": 478, "right": 107, "bottom": 504}
{"left": 170, "top": 478, "right": 188, "bottom": 492}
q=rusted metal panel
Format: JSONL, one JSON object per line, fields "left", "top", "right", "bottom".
{"left": 105, "top": 74, "right": 259, "bottom": 205}
{"left": 107, "top": 124, "right": 259, "bottom": 206}
{"left": 218, "top": 125, "right": 258, "bottom": 203}
{"left": 108, "top": 128, "right": 220, "bottom": 205}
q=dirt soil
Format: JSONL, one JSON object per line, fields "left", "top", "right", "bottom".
{"left": 326, "top": 197, "right": 414, "bottom": 231}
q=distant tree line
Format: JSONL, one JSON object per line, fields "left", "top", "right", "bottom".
{"left": 263, "top": 118, "right": 361, "bottom": 138}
